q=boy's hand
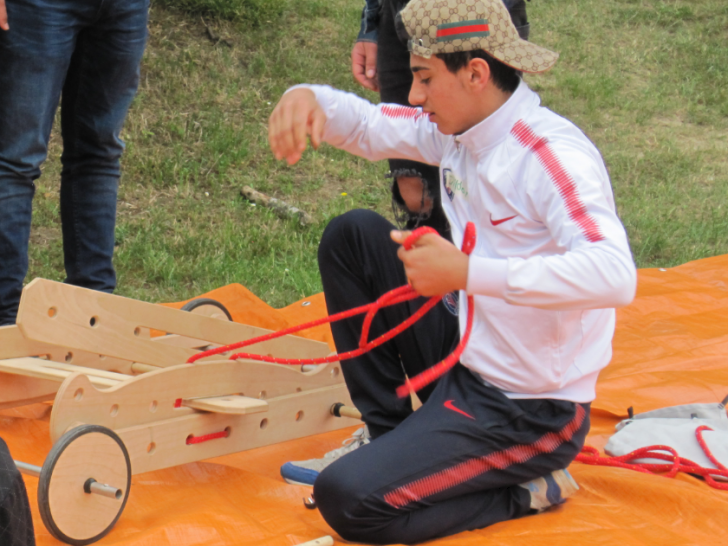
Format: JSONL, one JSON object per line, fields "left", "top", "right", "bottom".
{"left": 268, "top": 88, "right": 326, "bottom": 165}
{"left": 391, "top": 230, "right": 469, "bottom": 296}
{"left": 351, "top": 41, "right": 379, "bottom": 91}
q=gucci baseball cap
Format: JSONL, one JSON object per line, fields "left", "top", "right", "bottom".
{"left": 399, "top": 0, "right": 559, "bottom": 73}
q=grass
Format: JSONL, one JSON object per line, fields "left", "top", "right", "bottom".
{"left": 527, "top": 0, "right": 728, "bottom": 266}
{"left": 27, "top": 0, "right": 728, "bottom": 307}
{"left": 154, "top": 0, "right": 286, "bottom": 26}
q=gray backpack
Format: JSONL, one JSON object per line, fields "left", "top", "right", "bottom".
{"left": 605, "top": 399, "right": 728, "bottom": 478}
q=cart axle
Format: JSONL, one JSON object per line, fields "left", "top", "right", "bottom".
{"left": 15, "top": 460, "right": 123, "bottom": 500}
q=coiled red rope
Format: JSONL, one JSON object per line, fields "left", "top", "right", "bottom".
{"left": 187, "top": 223, "right": 477, "bottom": 398}
{"left": 577, "top": 425, "right": 728, "bottom": 490}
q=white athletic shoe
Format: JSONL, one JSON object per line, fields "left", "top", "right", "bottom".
{"left": 280, "top": 426, "right": 371, "bottom": 486}
{"left": 518, "top": 468, "right": 579, "bottom": 511}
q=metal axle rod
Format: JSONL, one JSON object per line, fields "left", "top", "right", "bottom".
{"left": 14, "top": 461, "right": 123, "bottom": 500}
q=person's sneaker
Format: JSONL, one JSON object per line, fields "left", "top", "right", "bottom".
{"left": 518, "top": 468, "right": 579, "bottom": 511}
{"left": 280, "top": 426, "right": 370, "bottom": 486}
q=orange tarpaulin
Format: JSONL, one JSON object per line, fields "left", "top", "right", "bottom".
{"left": 3, "top": 255, "right": 727, "bottom": 545}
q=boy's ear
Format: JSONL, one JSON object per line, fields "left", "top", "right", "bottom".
{"left": 467, "top": 57, "right": 492, "bottom": 90}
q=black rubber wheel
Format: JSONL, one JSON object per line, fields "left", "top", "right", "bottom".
{"left": 180, "top": 297, "right": 233, "bottom": 321}
{"left": 38, "top": 425, "right": 131, "bottom": 545}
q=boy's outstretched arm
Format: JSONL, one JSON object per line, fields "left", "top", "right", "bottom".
{"left": 391, "top": 230, "right": 469, "bottom": 297}
{"left": 268, "top": 88, "right": 327, "bottom": 165}
{"left": 269, "top": 85, "right": 446, "bottom": 167}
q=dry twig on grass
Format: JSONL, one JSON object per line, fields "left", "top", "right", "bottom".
{"left": 241, "top": 185, "right": 314, "bottom": 226}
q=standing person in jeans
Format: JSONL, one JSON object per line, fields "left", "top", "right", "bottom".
{"left": 352, "top": 0, "right": 530, "bottom": 238}
{"left": 0, "top": 0, "right": 149, "bottom": 326}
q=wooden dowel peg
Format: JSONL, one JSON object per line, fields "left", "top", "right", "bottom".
{"left": 130, "top": 362, "right": 160, "bottom": 374}
{"left": 330, "top": 403, "right": 362, "bottom": 420}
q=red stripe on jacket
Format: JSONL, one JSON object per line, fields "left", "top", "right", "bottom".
{"left": 383, "top": 404, "right": 587, "bottom": 508}
{"left": 511, "top": 120, "right": 605, "bottom": 243}
{"left": 381, "top": 104, "right": 426, "bottom": 121}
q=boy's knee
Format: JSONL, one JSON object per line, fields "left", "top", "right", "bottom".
{"left": 314, "top": 461, "right": 406, "bottom": 545}
{"left": 321, "top": 209, "right": 380, "bottom": 243}
{"left": 314, "top": 462, "right": 361, "bottom": 539}
{"left": 318, "top": 209, "right": 386, "bottom": 264}
{"left": 315, "top": 458, "right": 378, "bottom": 540}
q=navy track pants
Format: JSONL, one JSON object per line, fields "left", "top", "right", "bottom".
{"left": 315, "top": 210, "right": 590, "bottom": 544}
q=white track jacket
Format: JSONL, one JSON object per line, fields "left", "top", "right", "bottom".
{"left": 302, "top": 80, "right": 637, "bottom": 403}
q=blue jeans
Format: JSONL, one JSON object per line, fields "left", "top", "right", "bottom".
{"left": 0, "top": 0, "right": 148, "bottom": 325}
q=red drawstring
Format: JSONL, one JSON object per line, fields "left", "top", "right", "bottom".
{"left": 696, "top": 425, "right": 727, "bottom": 472}
{"left": 187, "top": 224, "right": 477, "bottom": 398}
{"left": 576, "top": 425, "right": 728, "bottom": 490}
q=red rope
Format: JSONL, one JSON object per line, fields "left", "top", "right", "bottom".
{"left": 187, "top": 224, "right": 477, "bottom": 398}
{"left": 186, "top": 429, "right": 230, "bottom": 445}
{"left": 576, "top": 426, "right": 728, "bottom": 490}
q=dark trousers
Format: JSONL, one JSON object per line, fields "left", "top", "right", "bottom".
{"left": 0, "top": 439, "right": 35, "bottom": 546}
{"left": 0, "top": 0, "right": 149, "bottom": 325}
{"left": 318, "top": 209, "right": 460, "bottom": 438}
{"left": 315, "top": 210, "right": 590, "bottom": 544}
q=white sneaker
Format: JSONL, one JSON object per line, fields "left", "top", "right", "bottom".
{"left": 518, "top": 468, "right": 579, "bottom": 511}
{"left": 280, "top": 426, "right": 371, "bottom": 486}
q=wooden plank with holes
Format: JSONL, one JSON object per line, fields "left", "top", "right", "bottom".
{"left": 0, "top": 324, "right": 137, "bottom": 375}
{"left": 49, "top": 360, "right": 347, "bottom": 442}
{"left": 0, "top": 372, "right": 57, "bottom": 410}
{"left": 0, "top": 358, "right": 125, "bottom": 389}
{"left": 0, "top": 356, "right": 272, "bottom": 414}
{"left": 149, "top": 334, "right": 216, "bottom": 350}
{"left": 0, "top": 324, "right": 136, "bottom": 409}
{"left": 0, "top": 324, "right": 65, "bottom": 361}
{"left": 115, "top": 383, "right": 355, "bottom": 475}
{"left": 17, "top": 279, "right": 330, "bottom": 368}
{"left": 0, "top": 326, "right": 61, "bottom": 406}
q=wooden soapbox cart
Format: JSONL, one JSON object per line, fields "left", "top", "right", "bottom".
{"left": 0, "top": 279, "right": 356, "bottom": 545}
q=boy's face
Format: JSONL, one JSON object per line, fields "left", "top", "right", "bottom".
{"left": 408, "top": 54, "right": 482, "bottom": 135}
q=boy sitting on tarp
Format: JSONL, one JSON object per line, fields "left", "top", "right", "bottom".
{"left": 268, "top": 0, "right": 637, "bottom": 542}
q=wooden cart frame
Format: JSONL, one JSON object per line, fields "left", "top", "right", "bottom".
{"left": 0, "top": 279, "right": 357, "bottom": 545}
